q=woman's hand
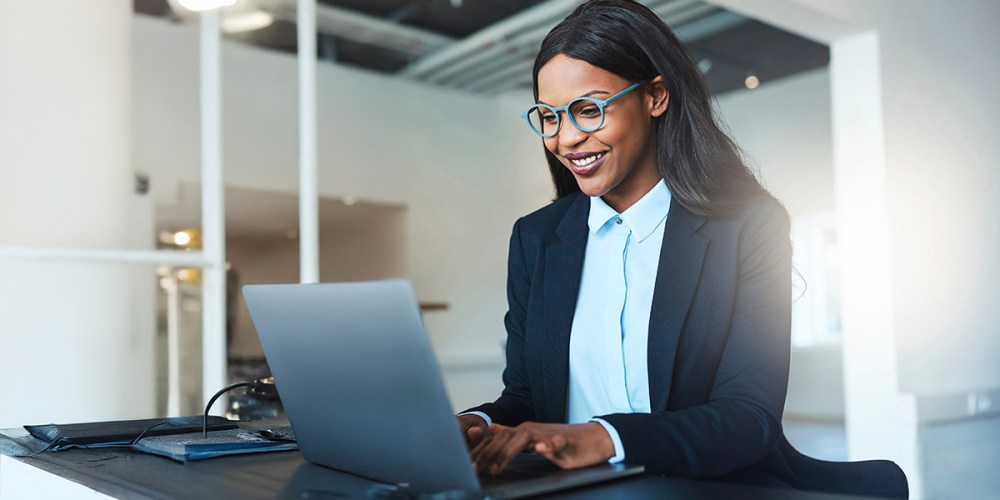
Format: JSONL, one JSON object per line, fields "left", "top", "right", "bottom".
{"left": 457, "top": 414, "right": 492, "bottom": 449}
{"left": 470, "top": 422, "right": 616, "bottom": 475}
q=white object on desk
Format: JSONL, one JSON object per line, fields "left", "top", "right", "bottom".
{"left": 0, "top": 455, "right": 112, "bottom": 500}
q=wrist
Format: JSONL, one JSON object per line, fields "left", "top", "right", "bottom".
{"left": 586, "top": 422, "right": 616, "bottom": 461}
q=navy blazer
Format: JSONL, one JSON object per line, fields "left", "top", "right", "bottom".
{"left": 469, "top": 191, "right": 793, "bottom": 478}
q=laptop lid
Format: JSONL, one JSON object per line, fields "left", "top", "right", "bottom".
{"left": 243, "top": 280, "right": 479, "bottom": 493}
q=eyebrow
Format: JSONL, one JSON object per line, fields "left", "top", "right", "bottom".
{"left": 537, "top": 89, "right": 610, "bottom": 105}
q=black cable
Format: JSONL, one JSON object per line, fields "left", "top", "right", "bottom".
{"left": 202, "top": 382, "right": 250, "bottom": 437}
{"left": 22, "top": 420, "right": 171, "bottom": 457}
{"left": 130, "top": 421, "right": 170, "bottom": 447}
{"left": 24, "top": 437, "right": 65, "bottom": 457}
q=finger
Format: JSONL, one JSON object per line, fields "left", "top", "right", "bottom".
{"left": 472, "top": 423, "right": 508, "bottom": 464}
{"left": 471, "top": 428, "right": 511, "bottom": 473}
{"left": 491, "top": 428, "right": 536, "bottom": 475}
{"left": 532, "top": 434, "right": 578, "bottom": 469}
{"left": 466, "top": 426, "right": 485, "bottom": 448}
{"left": 549, "top": 434, "right": 569, "bottom": 455}
{"left": 533, "top": 444, "right": 561, "bottom": 466}
{"left": 477, "top": 426, "right": 528, "bottom": 476}
{"left": 469, "top": 423, "right": 503, "bottom": 457}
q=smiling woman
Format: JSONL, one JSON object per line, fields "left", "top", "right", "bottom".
{"left": 456, "top": 0, "right": 802, "bottom": 489}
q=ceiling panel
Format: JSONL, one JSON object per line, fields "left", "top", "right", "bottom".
{"left": 134, "top": 0, "right": 829, "bottom": 96}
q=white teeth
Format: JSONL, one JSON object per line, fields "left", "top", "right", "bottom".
{"left": 570, "top": 152, "right": 606, "bottom": 167}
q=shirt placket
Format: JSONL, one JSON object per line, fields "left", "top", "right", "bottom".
{"left": 607, "top": 218, "right": 633, "bottom": 412}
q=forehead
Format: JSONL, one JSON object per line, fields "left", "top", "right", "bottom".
{"left": 536, "top": 54, "right": 630, "bottom": 104}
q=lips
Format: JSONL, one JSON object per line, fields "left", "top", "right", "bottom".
{"left": 562, "top": 151, "right": 608, "bottom": 176}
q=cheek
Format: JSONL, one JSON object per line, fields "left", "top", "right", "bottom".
{"left": 604, "top": 127, "right": 645, "bottom": 161}
{"left": 543, "top": 139, "right": 561, "bottom": 159}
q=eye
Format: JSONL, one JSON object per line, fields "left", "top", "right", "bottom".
{"left": 540, "top": 112, "right": 558, "bottom": 124}
{"left": 577, "top": 106, "right": 601, "bottom": 118}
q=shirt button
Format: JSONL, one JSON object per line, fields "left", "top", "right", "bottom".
{"left": 616, "top": 218, "right": 623, "bottom": 225}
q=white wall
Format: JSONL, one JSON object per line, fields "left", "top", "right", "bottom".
{"left": 717, "top": 0, "right": 1000, "bottom": 407}
{"left": 709, "top": 0, "right": 1000, "bottom": 495}
{"left": 870, "top": 0, "right": 1000, "bottom": 397}
{"left": 716, "top": 68, "right": 835, "bottom": 217}
{"left": 132, "top": 16, "right": 552, "bottom": 410}
{"left": 0, "top": 1, "right": 156, "bottom": 428}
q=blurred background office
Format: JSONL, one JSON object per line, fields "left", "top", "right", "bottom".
{"left": 0, "top": 0, "right": 997, "bottom": 497}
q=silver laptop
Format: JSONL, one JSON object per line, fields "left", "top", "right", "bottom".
{"left": 243, "top": 279, "right": 643, "bottom": 498}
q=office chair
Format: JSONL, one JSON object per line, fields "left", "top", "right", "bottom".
{"left": 778, "top": 436, "right": 909, "bottom": 498}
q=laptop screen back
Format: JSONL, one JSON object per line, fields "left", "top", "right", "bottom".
{"left": 243, "top": 280, "right": 479, "bottom": 493}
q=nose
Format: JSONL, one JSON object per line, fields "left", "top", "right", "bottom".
{"left": 555, "top": 115, "right": 587, "bottom": 148}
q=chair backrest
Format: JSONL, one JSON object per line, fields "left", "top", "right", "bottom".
{"left": 778, "top": 436, "right": 908, "bottom": 498}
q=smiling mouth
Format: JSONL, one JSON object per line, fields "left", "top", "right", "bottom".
{"left": 566, "top": 151, "right": 607, "bottom": 167}
{"left": 563, "top": 151, "right": 608, "bottom": 176}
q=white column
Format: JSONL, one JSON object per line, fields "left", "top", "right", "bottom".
{"left": 829, "top": 32, "right": 920, "bottom": 496}
{"left": 0, "top": 1, "right": 153, "bottom": 426}
{"left": 299, "top": 0, "right": 320, "bottom": 284}
{"left": 164, "top": 277, "right": 182, "bottom": 416}
{"left": 199, "top": 9, "right": 228, "bottom": 412}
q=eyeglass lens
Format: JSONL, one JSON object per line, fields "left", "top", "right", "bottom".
{"left": 527, "top": 98, "right": 604, "bottom": 136}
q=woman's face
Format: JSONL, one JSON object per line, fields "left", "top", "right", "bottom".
{"left": 536, "top": 54, "right": 668, "bottom": 212}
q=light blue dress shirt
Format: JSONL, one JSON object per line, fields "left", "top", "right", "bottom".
{"left": 569, "top": 179, "right": 671, "bottom": 462}
{"left": 467, "top": 180, "right": 671, "bottom": 464}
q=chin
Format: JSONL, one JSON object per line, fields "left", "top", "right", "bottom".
{"left": 565, "top": 163, "right": 615, "bottom": 199}
{"left": 573, "top": 177, "right": 612, "bottom": 198}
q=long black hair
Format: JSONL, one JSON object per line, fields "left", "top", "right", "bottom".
{"left": 534, "top": 0, "right": 768, "bottom": 216}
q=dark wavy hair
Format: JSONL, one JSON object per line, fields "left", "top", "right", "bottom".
{"left": 534, "top": 0, "right": 768, "bottom": 216}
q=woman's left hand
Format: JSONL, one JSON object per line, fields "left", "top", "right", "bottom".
{"left": 470, "top": 421, "right": 616, "bottom": 475}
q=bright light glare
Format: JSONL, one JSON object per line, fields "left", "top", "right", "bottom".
{"left": 222, "top": 11, "right": 274, "bottom": 33}
{"left": 176, "top": 0, "right": 236, "bottom": 12}
{"left": 744, "top": 74, "right": 760, "bottom": 90}
{"left": 173, "top": 231, "right": 192, "bottom": 246}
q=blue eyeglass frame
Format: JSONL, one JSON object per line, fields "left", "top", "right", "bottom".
{"left": 520, "top": 82, "right": 643, "bottom": 138}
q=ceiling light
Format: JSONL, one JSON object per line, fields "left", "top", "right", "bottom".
{"left": 175, "top": 0, "right": 236, "bottom": 12}
{"left": 222, "top": 10, "right": 274, "bottom": 33}
{"left": 744, "top": 73, "right": 760, "bottom": 90}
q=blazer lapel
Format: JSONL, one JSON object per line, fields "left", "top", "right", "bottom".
{"left": 647, "top": 198, "right": 708, "bottom": 411}
{"left": 542, "top": 194, "right": 589, "bottom": 422}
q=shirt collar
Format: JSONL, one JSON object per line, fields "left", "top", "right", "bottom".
{"left": 588, "top": 194, "right": 620, "bottom": 234}
{"left": 587, "top": 180, "right": 672, "bottom": 243}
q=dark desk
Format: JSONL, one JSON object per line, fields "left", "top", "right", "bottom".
{"left": 3, "top": 446, "right": 858, "bottom": 499}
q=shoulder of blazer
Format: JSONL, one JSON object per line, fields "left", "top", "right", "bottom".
{"left": 700, "top": 195, "right": 790, "bottom": 238}
{"left": 514, "top": 192, "right": 587, "bottom": 247}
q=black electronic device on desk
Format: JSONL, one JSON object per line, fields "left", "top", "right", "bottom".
{"left": 15, "top": 416, "right": 297, "bottom": 463}
{"left": 24, "top": 416, "right": 238, "bottom": 453}
{"left": 14, "top": 378, "right": 297, "bottom": 462}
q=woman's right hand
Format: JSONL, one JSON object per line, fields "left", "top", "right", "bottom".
{"left": 457, "top": 414, "right": 491, "bottom": 449}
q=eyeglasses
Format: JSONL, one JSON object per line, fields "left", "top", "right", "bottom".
{"left": 520, "top": 82, "right": 643, "bottom": 138}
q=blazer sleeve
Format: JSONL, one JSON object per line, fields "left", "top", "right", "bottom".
{"left": 599, "top": 199, "right": 792, "bottom": 477}
{"left": 462, "top": 217, "right": 537, "bottom": 425}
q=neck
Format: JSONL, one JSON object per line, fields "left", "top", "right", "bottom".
{"left": 601, "top": 169, "right": 662, "bottom": 213}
